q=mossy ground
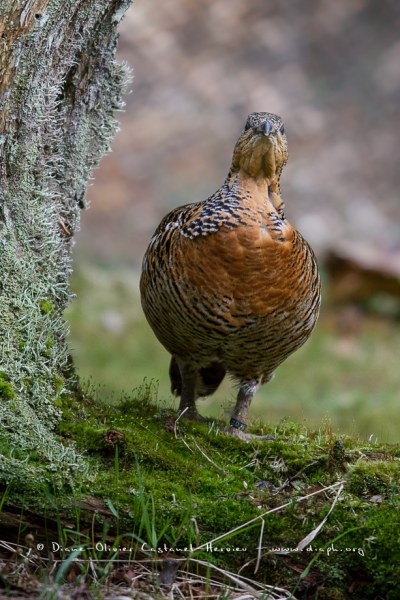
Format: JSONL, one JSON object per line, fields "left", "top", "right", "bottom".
{"left": 2, "top": 381, "right": 399, "bottom": 599}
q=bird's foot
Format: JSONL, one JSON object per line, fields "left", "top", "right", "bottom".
{"left": 225, "top": 427, "right": 275, "bottom": 442}
{"left": 225, "top": 417, "right": 275, "bottom": 442}
{"left": 179, "top": 408, "right": 207, "bottom": 422}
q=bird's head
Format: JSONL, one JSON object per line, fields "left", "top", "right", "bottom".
{"left": 231, "top": 112, "right": 288, "bottom": 189}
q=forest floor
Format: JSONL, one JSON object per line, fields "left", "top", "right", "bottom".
{"left": 1, "top": 381, "right": 400, "bottom": 599}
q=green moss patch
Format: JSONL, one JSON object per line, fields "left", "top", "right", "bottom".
{"left": 0, "top": 372, "right": 16, "bottom": 400}
{"left": 0, "top": 386, "right": 378, "bottom": 597}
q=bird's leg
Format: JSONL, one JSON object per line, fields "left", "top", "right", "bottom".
{"left": 228, "top": 380, "right": 258, "bottom": 435}
{"left": 175, "top": 360, "right": 206, "bottom": 422}
{"left": 227, "top": 379, "right": 274, "bottom": 441}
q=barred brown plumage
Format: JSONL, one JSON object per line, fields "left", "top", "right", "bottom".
{"left": 140, "top": 112, "right": 321, "bottom": 440}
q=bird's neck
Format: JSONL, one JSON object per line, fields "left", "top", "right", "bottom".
{"left": 224, "top": 169, "right": 285, "bottom": 217}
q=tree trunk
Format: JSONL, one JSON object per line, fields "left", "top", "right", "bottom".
{"left": 0, "top": 0, "right": 131, "bottom": 485}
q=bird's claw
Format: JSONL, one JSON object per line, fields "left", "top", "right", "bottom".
{"left": 180, "top": 409, "right": 207, "bottom": 422}
{"left": 225, "top": 427, "right": 275, "bottom": 442}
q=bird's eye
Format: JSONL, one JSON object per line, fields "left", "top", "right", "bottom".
{"left": 279, "top": 124, "right": 285, "bottom": 135}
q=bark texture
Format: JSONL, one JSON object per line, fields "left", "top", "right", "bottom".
{"left": 0, "top": 0, "right": 131, "bottom": 485}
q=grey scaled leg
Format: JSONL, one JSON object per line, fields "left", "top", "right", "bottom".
{"left": 227, "top": 379, "right": 275, "bottom": 441}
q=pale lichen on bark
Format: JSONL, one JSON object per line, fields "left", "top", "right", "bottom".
{"left": 0, "top": 0, "right": 132, "bottom": 485}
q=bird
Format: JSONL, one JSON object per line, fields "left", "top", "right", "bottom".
{"left": 140, "top": 112, "right": 321, "bottom": 440}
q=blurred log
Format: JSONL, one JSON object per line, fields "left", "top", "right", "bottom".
{"left": 326, "top": 241, "right": 400, "bottom": 306}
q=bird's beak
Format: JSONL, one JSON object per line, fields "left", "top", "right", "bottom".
{"left": 258, "top": 121, "right": 274, "bottom": 136}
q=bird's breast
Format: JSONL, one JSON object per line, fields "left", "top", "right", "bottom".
{"left": 178, "top": 222, "right": 293, "bottom": 318}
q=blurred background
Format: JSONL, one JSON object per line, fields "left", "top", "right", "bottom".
{"left": 66, "top": 0, "right": 400, "bottom": 442}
